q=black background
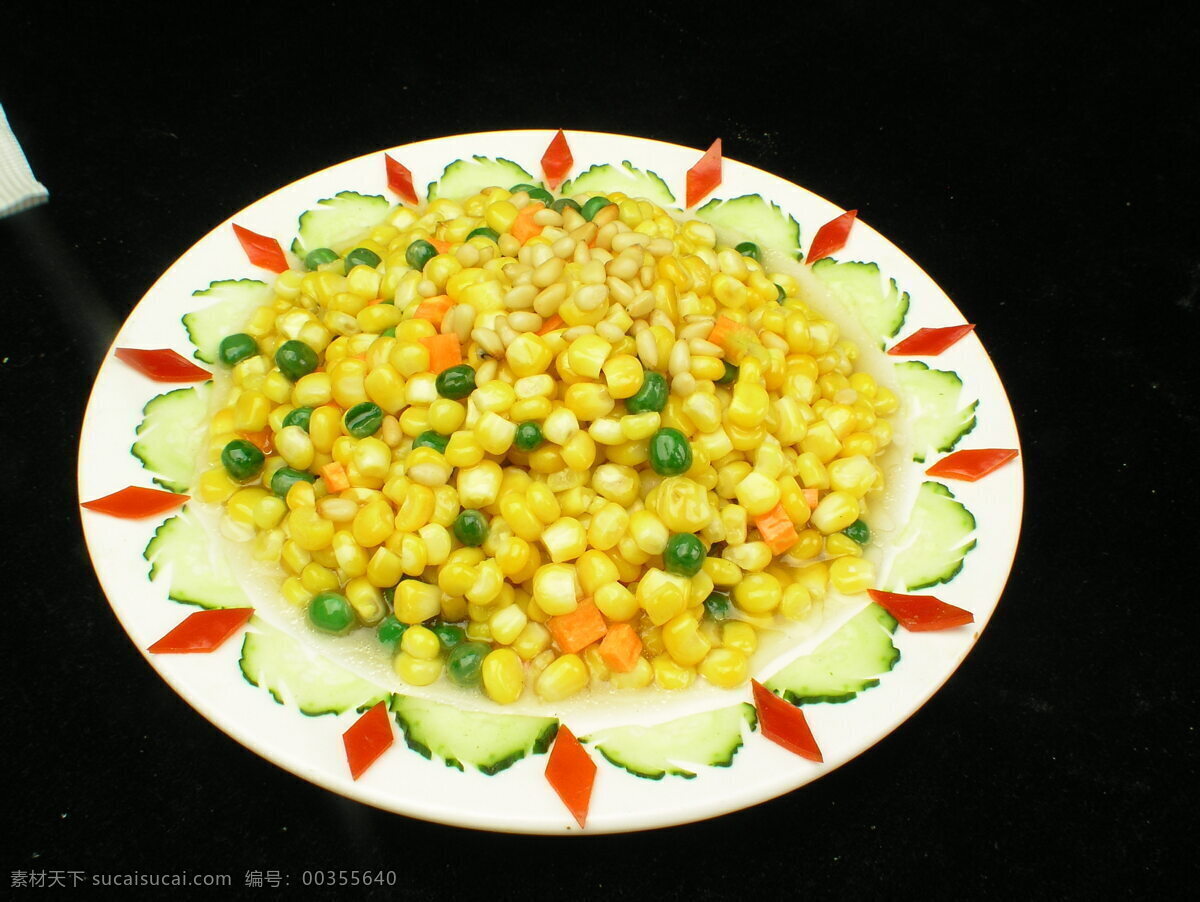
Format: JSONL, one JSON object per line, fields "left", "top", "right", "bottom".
{"left": 2, "top": 3, "right": 1196, "bottom": 898}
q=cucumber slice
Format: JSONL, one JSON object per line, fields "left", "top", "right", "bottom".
{"left": 183, "top": 279, "right": 271, "bottom": 363}
{"left": 765, "top": 603, "right": 900, "bottom": 705}
{"left": 131, "top": 382, "right": 212, "bottom": 493}
{"left": 426, "top": 157, "right": 538, "bottom": 202}
{"left": 811, "top": 258, "right": 911, "bottom": 347}
{"left": 560, "top": 161, "right": 675, "bottom": 205}
{"left": 389, "top": 695, "right": 558, "bottom": 775}
{"left": 894, "top": 360, "right": 978, "bottom": 462}
{"left": 239, "top": 619, "right": 390, "bottom": 717}
{"left": 289, "top": 190, "right": 390, "bottom": 258}
{"left": 696, "top": 194, "right": 802, "bottom": 260}
{"left": 143, "top": 506, "right": 250, "bottom": 609}
{"left": 581, "top": 703, "right": 757, "bottom": 780}
{"left": 887, "top": 481, "right": 977, "bottom": 591}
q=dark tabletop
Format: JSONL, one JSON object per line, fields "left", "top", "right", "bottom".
{"left": 1, "top": 4, "right": 1196, "bottom": 898}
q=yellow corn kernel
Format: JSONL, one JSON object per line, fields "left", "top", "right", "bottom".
{"left": 702, "top": 555, "right": 741, "bottom": 588}
{"left": 465, "top": 559, "right": 504, "bottom": 606}
{"left": 735, "top": 471, "right": 781, "bottom": 517}
{"left": 733, "top": 572, "right": 782, "bottom": 615}
{"left": 511, "top": 622, "right": 553, "bottom": 661}
{"left": 308, "top": 405, "right": 342, "bottom": 453}
{"left": 366, "top": 546, "right": 404, "bottom": 587}
{"left": 197, "top": 466, "right": 239, "bottom": 504}
{"left": 801, "top": 420, "right": 843, "bottom": 463}
{"left": 391, "top": 484, "right": 434, "bottom": 533}
{"left": 652, "top": 654, "right": 695, "bottom": 691}
{"left": 400, "top": 624, "right": 441, "bottom": 660}
{"left": 539, "top": 517, "right": 586, "bottom": 563}
{"left": 795, "top": 451, "right": 830, "bottom": 489}
{"left": 418, "top": 522, "right": 452, "bottom": 566}
{"left": 720, "top": 504, "right": 749, "bottom": 546}
{"left": 637, "top": 568, "right": 689, "bottom": 625}
{"left": 252, "top": 495, "right": 288, "bottom": 531}
{"left": 573, "top": 549, "right": 617, "bottom": 598}
{"left": 397, "top": 406, "right": 431, "bottom": 437}
{"left": 654, "top": 476, "right": 712, "bottom": 532}
{"left": 829, "top": 556, "right": 876, "bottom": 595}
{"left": 331, "top": 530, "right": 369, "bottom": 578}
{"left": 344, "top": 577, "right": 385, "bottom": 625}
{"left": 455, "top": 460, "right": 502, "bottom": 509}
{"left": 393, "top": 579, "right": 442, "bottom": 624}
{"left": 438, "top": 560, "right": 475, "bottom": 597}
{"left": 811, "top": 490, "right": 860, "bottom": 534}
{"left": 363, "top": 364, "right": 407, "bottom": 414}
{"left": 584, "top": 503, "right": 627, "bottom": 552}
{"left": 281, "top": 539, "right": 312, "bottom": 575}
{"left": 288, "top": 507, "right": 334, "bottom": 550}
{"left": 352, "top": 498, "right": 395, "bottom": 547}
{"left": 790, "top": 528, "right": 824, "bottom": 560}
{"left": 721, "top": 620, "right": 758, "bottom": 656}
{"left": 727, "top": 382, "right": 769, "bottom": 429}
{"left": 780, "top": 584, "right": 813, "bottom": 621}
{"left": 427, "top": 398, "right": 466, "bottom": 434}
{"left": 601, "top": 354, "right": 643, "bottom": 399}
{"left": 716, "top": 461, "right": 753, "bottom": 499}
{"left": 233, "top": 390, "right": 270, "bottom": 433}
{"left": 281, "top": 576, "right": 310, "bottom": 606}
{"left": 610, "top": 656, "right": 654, "bottom": 689}
{"left": 532, "top": 563, "right": 579, "bottom": 615}
{"left": 481, "top": 648, "right": 525, "bottom": 704}
{"left": 489, "top": 603, "right": 528, "bottom": 646}
{"left": 594, "top": 582, "right": 638, "bottom": 622}
{"left": 524, "top": 481, "right": 560, "bottom": 523}
{"left": 329, "top": 357, "right": 369, "bottom": 408}
{"left": 443, "top": 430, "right": 485, "bottom": 469}
{"left": 393, "top": 652, "right": 442, "bottom": 686}
{"left": 824, "top": 532, "right": 862, "bottom": 558}
{"left": 560, "top": 431, "right": 597, "bottom": 471}
{"left": 662, "top": 612, "right": 712, "bottom": 667}
{"left": 828, "top": 455, "right": 877, "bottom": 499}
{"left": 563, "top": 383, "right": 615, "bottom": 421}
{"left": 535, "top": 653, "right": 589, "bottom": 701}
{"left": 395, "top": 532, "right": 427, "bottom": 577}
{"left": 406, "top": 446, "right": 452, "bottom": 486}
{"left": 505, "top": 333, "right": 554, "bottom": 378}
{"left": 699, "top": 647, "right": 749, "bottom": 688}
{"left": 723, "top": 540, "right": 771, "bottom": 572}
{"left": 300, "top": 562, "right": 339, "bottom": 594}
{"left": 628, "top": 509, "right": 669, "bottom": 555}
{"left": 500, "top": 492, "right": 543, "bottom": 542}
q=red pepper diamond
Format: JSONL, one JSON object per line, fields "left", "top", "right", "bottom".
{"left": 385, "top": 154, "right": 419, "bottom": 205}
{"left": 751, "top": 680, "right": 823, "bottom": 763}
{"left": 887, "top": 324, "right": 976, "bottom": 356}
{"left": 232, "top": 223, "right": 289, "bottom": 273}
{"left": 867, "top": 589, "right": 975, "bottom": 631}
{"left": 343, "top": 701, "right": 394, "bottom": 780}
{"left": 686, "top": 138, "right": 722, "bottom": 208}
{"left": 81, "top": 486, "right": 189, "bottom": 519}
{"left": 147, "top": 608, "right": 254, "bottom": 654}
{"left": 925, "top": 448, "right": 1019, "bottom": 482}
{"left": 114, "top": 347, "right": 212, "bottom": 382}
{"left": 545, "top": 725, "right": 596, "bottom": 828}
{"left": 541, "top": 130, "right": 573, "bottom": 190}
{"left": 807, "top": 209, "right": 858, "bottom": 265}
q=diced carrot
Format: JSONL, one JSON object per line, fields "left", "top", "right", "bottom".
{"left": 239, "top": 428, "right": 273, "bottom": 454}
{"left": 510, "top": 201, "right": 546, "bottom": 245}
{"left": 537, "top": 314, "right": 565, "bottom": 335}
{"left": 598, "top": 623, "right": 642, "bottom": 673}
{"left": 366, "top": 297, "right": 385, "bottom": 306}
{"left": 755, "top": 502, "right": 800, "bottom": 555}
{"left": 430, "top": 238, "right": 452, "bottom": 254}
{"left": 321, "top": 462, "right": 350, "bottom": 493}
{"left": 419, "top": 333, "right": 462, "bottom": 373}
{"left": 803, "top": 488, "right": 820, "bottom": 511}
{"left": 413, "top": 294, "right": 454, "bottom": 327}
{"left": 547, "top": 599, "right": 607, "bottom": 655}
{"left": 707, "top": 315, "right": 753, "bottom": 362}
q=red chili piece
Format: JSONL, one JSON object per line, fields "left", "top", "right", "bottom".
{"left": 806, "top": 209, "right": 858, "bottom": 264}
{"left": 147, "top": 608, "right": 254, "bottom": 654}
{"left": 343, "top": 701, "right": 395, "bottom": 780}
{"left": 867, "top": 589, "right": 975, "bottom": 631}
{"left": 81, "top": 486, "right": 189, "bottom": 518}
{"left": 887, "top": 324, "right": 976, "bottom": 356}
{"left": 541, "top": 129, "right": 574, "bottom": 190}
{"left": 925, "top": 448, "right": 1019, "bottom": 482}
{"left": 751, "top": 680, "right": 823, "bottom": 763}
{"left": 686, "top": 138, "right": 722, "bottom": 208}
{"left": 545, "top": 725, "right": 596, "bottom": 828}
{"left": 232, "top": 223, "right": 289, "bottom": 273}
{"left": 385, "top": 154, "right": 419, "bottom": 205}
{"left": 114, "top": 347, "right": 211, "bottom": 382}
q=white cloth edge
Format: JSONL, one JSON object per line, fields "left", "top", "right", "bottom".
{"left": 0, "top": 102, "right": 49, "bottom": 218}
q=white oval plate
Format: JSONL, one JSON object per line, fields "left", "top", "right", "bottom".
{"left": 78, "top": 130, "right": 1022, "bottom": 834}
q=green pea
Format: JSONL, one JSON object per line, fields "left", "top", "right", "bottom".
{"left": 377, "top": 614, "right": 407, "bottom": 649}
{"left": 735, "top": 241, "right": 761, "bottom": 262}
{"left": 453, "top": 510, "right": 488, "bottom": 547}
{"left": 625, "top": 371, "right": 668, "bottom": 414}
{"left": 304, "top": 247, "right": 339, "bottom": 271}
{"left": 664, "top": 533, "right": 706, "bottom": 577}
{"left": 220, "top": 438, "right": 264, "bottom": 482}
{"left": 842, "top": 519, "right": 871, "bottom": 544}
{"left": 446, "top": 641, "right": 492, "bottom": 688}
{"left": 432, "top": 622, "right": 466, "bottom": 650}
{"left": 308, "top": 591, "right": 356, "bottom": 634}
{"left": 271, "top": 466, "right": 315, "bottom": 498}
{"left": 648, "top": 427, "right": 693, "bottom": 476}
{"left": 581, "top": 196, "right": 613, "bottom": 221}
{"left": 552, "top": 198, "right": 581, "bottom": 215}
{"left": 381, "top": 326, "right": 396, "bottom": 337}
{"left": 704, "top": 591, "right": 732, "bottom": 621}
{"left": 217, "top": 333, "right": 257, "bottom": 367}
{"left": 514, "top": 421, "right": 544, "bottom": 452}
{"left": 436, "top": 364, "right": 476, "bottom": 400}
{"left": 405, "top": 238, "right": 437, "bottom": 271}
{"left": 717, "top": 361, "right": 738, "bottom": 385}
{"left": 466, "top": 227, "right": 500, "bottom": 243}
{"left": 282, "top": 406, "right": 313, "bottom": 432}
{"left": 775, "top": 283, "right": 787, "bottom": 304}
{"left": 510, "top": 183, "right": 554, "bottom": 206}
{"left": 343, "top": 401, "right": 384, "bottom": 438}
{"left": 412, "top": 430, "right": 449, "bottom": 453}
{"left": 275, "top": 339, "right": 318, "bottom": 381}
{"left": 344, "top": 246, "right": 382, "bottom": 274}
